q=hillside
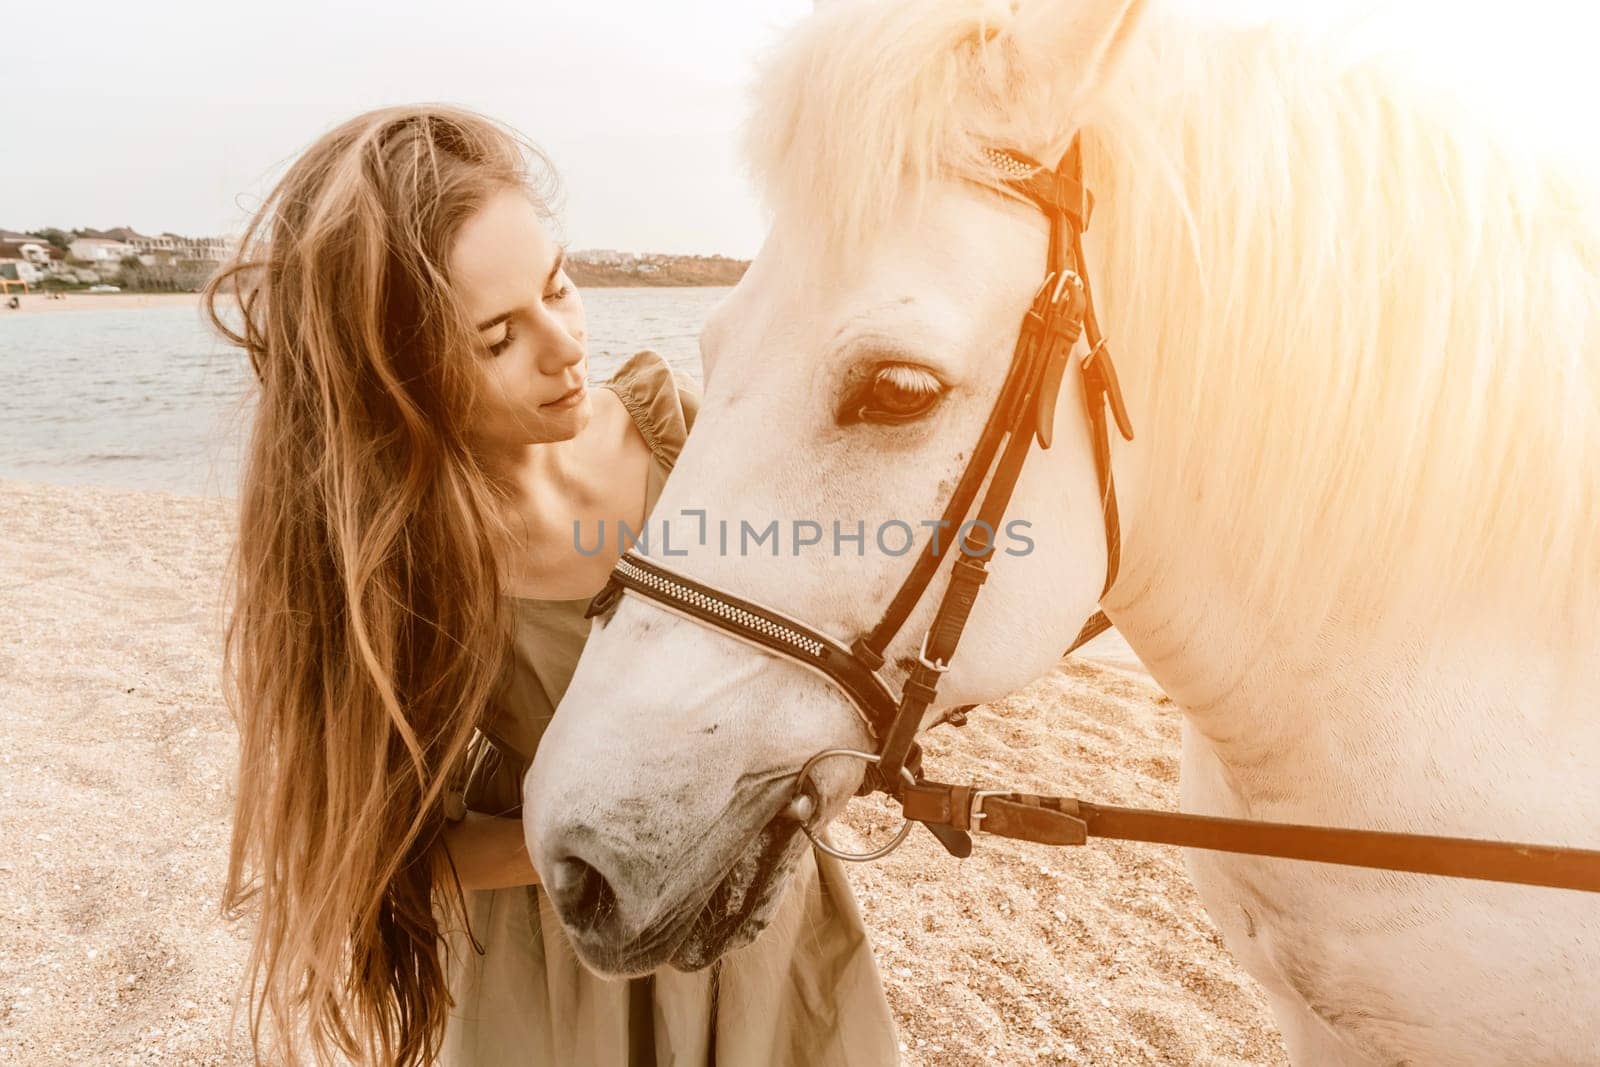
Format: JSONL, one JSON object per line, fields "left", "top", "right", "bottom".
{"left": 566, "top": 252, "right": 748, "bottom": 288}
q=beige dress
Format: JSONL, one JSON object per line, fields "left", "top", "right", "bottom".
{"left": 441, "top": 351, "right": 899, "bottom": 1066}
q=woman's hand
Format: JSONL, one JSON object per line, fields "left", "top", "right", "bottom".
{"left": 436, "top": 812, "right": 540, "bottom": 892}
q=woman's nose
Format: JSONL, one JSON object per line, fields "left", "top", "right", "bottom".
{"left": 534, "top": 312, "right": 585, "bottom": 376}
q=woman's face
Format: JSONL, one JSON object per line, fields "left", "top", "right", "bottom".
{"left": 450, "top": 188, "right": 591, "bottom": 448}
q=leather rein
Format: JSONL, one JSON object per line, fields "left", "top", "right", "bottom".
{"left": 584, "top": 141, "right": 1600, "bottom": 894}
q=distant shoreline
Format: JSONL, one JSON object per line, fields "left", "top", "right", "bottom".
{"left": 2, "top": 292, "right": 213, "bottom": 316}
{"left": 2, "top": 282, "right": 738, "bottom": 317}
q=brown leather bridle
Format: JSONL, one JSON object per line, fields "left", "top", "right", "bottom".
{"left": 584, "top": 141, "right": 1600, "bottom": 893}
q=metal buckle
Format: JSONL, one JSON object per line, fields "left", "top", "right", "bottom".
{"left": 1049, "top": 268, "right": 1083, "bottom": 307}
{"left": 968, "top": 789, "right": 1009, "bottom": 831}
{"left": 916, "top": 631, "right": 950, "bottom": 674}
{"left": 790, "top": 748, "right": 918, "bottom": 863}
{"left": 1080, "top": 336, "right": 1108, "bottom": 371}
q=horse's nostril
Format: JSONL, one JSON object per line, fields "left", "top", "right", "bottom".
{"left": 547, "top": 855, "right": 616, "bottom": 932}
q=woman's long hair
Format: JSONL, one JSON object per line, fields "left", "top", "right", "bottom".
{"left": 204, "top": 105, "right": 556, "bottom": 1065}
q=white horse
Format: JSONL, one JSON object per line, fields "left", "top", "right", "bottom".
{"left": 526, "top": 1, "right": 1600, "bottom": 1061}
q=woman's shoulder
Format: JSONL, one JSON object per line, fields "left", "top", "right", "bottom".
{"left": 601, "top": 350, "right": 700, "bottom": 469}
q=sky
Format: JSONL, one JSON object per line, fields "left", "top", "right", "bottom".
{"left": 6, "top": 0, "right": 811, "bottom": 257}
{"left": 6, "top": 1, "right": 1596, "bottom": 258}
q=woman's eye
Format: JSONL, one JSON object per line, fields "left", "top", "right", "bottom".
{"left": 849, "top": 363, "right": 944, "bottom": 424}
{"left": 545, "top": 282, "right": 573, "bottom": 303}
{"left": 487, "top": 324, "right": 516, "bottom": 357}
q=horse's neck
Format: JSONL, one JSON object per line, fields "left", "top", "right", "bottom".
{"left": 1080, "top": 21, "right": 1599, "bottom": 816}
{"left": 1110, "top": 531, "right": 1584, "bottom": 829}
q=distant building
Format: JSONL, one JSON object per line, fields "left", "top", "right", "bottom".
{"left": 0, "top": 259, "right": 43, "bottom": 286}
{"left": 16, "top": 242, "right": 52, "bottom": 266}
{"left": 0, "top": 242, "right": 48, "bottom": 284}
{"left": 68, "top": 235, "right": 134, "bottom": 263}
{"left": 0, "top": 233, "right": 58, "bottom": 268}
{"left": 69, "top": 227, "right": 232, "bottom": 265}
{"left": 118, "top": 229, "right": 177, "bottom": 259}
{"left": 178, "top": 234, "right": 231, "bottom": 261}
{"left": 571, "top": 248, "right": 640, "bottom": 267}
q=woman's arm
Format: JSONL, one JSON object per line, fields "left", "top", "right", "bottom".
{"left": 435, "top": 811, "right": 540, "bottom": 891}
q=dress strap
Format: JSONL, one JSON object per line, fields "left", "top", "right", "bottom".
{"left": 602, "top": 350, "right": 701, "bottom": 470}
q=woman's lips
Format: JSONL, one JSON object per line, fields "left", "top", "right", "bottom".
{"left": 542, "top": 383, "right": 587, "bottom": 410}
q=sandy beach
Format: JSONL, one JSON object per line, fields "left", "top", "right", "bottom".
{"left": 0, "top": 478, "right": 1286, "bottom": 1065}
{"left": 1, "top": 292, "right": 207, "bottom": 316}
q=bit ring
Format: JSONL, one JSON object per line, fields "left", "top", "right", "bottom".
{"left": 790, "top": 748, "right": 917, "bottom": 863}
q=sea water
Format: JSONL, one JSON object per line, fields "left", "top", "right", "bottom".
{"left": 0, "top": 288, "right": 725, "bottom": 496}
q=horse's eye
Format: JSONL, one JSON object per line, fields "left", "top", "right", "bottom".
{"left": 846, "top": 363, "right": 944, "bottom": 425}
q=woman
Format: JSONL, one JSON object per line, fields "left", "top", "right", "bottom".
{"left": 208, "top": 105, "right": 898, "bottom": 1066}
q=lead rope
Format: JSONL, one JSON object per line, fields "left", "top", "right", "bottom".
{"left": 893, "top": 781, "right": 1600, "bottom": 893}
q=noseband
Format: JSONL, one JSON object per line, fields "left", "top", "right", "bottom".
{"left": 585, "top": 139, "right": 1131, "bottom": 858}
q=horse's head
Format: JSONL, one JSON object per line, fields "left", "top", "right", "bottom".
{"left": 525, "top": 0, "right": 1148, "bottom": 975}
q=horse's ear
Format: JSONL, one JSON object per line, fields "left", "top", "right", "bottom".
{"left": 1010, "top": 0, "right": 1147, "bottom": 106}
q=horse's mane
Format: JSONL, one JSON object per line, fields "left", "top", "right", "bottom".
{"left": 746, "top": 0, "right": 1600, "bottom": 647}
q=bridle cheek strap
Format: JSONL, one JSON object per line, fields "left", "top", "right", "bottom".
{"left": 871, "top": 142, "right": 1133, "bottom": 788}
